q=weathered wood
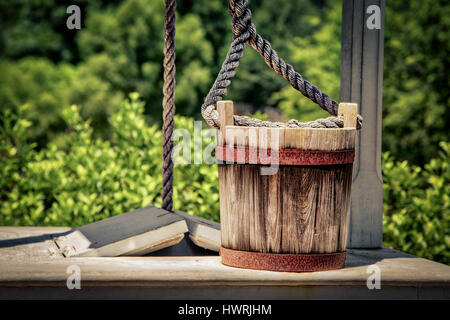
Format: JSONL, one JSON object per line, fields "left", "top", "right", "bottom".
{"left": 218, "top": 102, "right": 356, "bottom": 258}
{"left": 219, "top": 164, "right": 353, "bottom": 254}
{"left": 338, "top": 102, "right": 358, "bottom": 128}
{"left": 54, "top": 206, "right": 188, "bottom": 257}
{"left": 217, "top": 101, "right": 356, "bottom": 153}
{"left": 340, "top": 0, "right": 384, "bottom": 248}
{"left": 0, "top": 227, "right": 70, "bottom": 260}
{"left": 265, "top": 173, "right": 282, "bottom": 252}
{"left": 217, "top": 100, "right": 234, "bottom": 146}
{"left": 1, "top": 227, "right": 449, "bottom": 299}
{"left": 174, "top": 210, "right": 220, "bottom": 252}
{"left": 222, "top": 126, "right": 355, "bottom": 151}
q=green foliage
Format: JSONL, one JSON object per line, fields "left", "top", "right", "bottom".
{"left": 243, "top": 110, "right": 268, "bottom": 121}
{"left": 0, "top": 0, "right": 116, "bottom": 62}
{"left": 382, "top": 143, "right": 450, "bottom": 264}
{"left": 272, "top": 0, "right": 340, "bottom": 122}
{"left": 383, "top": 0, "right": 450, "bottom": 165}
{"left": 77, "top": 0, "right": 214, "bottom": 120}
{"left": 0, "top": 58, "right": 72, "bottom": 141}
{"left": 0, "top": 95, "right": 219, "bottom": 226}
{"left": 0, "top": 57, "right": 123, "bottom": 146}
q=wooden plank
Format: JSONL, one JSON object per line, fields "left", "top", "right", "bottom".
{"left": 248, "top": 164, "right": 264, "bottom": 252}
{"left": 224, "top": 126, "right": 356, "bottom": 151}
{"left": 284, "top": 127, "right": 356, "bottom": 151}
{"left": 340, "top": 0, "right": 384, "bottom": 248}
{"left": 218, "top": 164, "right": 230, "bottom": 248}
{"left": 280, "top": 166, "right": 301, "bottom": 253}
{"left": 0, "top": 227, "right": 449, "bottom": 299}
{"left": 54, "top": 206, "right": 188, "bottom": 257}
{"left": 174, "top": 210, "right": 220, "bottom": 252}
{"left": 264, "top": 173, "right": 282, "bottom": 253}
{"left": 224, "top": 126, "right": 249, "bottom": 147}
{"left": 0, "top": 227, "right": 449, "bottom": 291}
{"left": 0, "top": 227, "right": 70, "bottom": 260}
{"left": 0, "top": 236, "right": 448, "bottom": 285}
{"left": 297, "top": 167, "right": 317, "bottom": 253}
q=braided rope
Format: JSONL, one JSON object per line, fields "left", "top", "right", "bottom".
{"left": 162, "top": 0, "right": 176, "bottom": 211}
{"left": 202, "top": 0, "right": 362, "bottom": 130}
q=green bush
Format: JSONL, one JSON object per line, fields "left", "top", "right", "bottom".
{"left": 0, "top": 57, "right": 124, "bottom": 146}
{"left": 0, "top": 94, "right": 219, "bottom": 226}
{"left": 382, "top": 143, "right": 450, "bottom": 264}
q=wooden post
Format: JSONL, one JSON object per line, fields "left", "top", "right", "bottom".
{"left": 340, "top": 0, "right": 385, "bottom": 248}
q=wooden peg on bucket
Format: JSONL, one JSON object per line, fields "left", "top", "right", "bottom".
{"left": 217, "top": 100, "right": 234, "bottom": 146}
{"left": 338, "top": 103, "right": 358, "bottom": 128}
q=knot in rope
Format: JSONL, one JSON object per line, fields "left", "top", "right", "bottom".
{"left": 229, "top": 0, "right": 253, "bottom": 38}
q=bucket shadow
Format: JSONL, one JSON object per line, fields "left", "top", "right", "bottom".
{"left": 0, "top": 230, "right": 71, "bottom": 249}
{"left": 344, "top": 248, "right": 415, "bottom": 268}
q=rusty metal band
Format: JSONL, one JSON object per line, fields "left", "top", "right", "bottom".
{"left": 220, "top": 246, "right": 346, "bottom": 272}
{"left": 216, "top": 145, "right": 355, "bottom": 165}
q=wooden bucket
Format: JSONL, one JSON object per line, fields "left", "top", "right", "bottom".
{"left": 216, "top": 101, "right": 358, "bottom": 272}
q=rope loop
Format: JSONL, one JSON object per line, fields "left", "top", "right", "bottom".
{"left": 201, "top": 0, "right": 362, "bottom": 130}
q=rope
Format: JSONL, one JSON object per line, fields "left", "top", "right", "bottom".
{"left": 161, "top": 0, "right": 361, "bottom": 210}
{"left": 201, "top": 0, "right": 362, "bottom": 129}
{"left": 162, "top": 0, "right": 176, "bottom": 211}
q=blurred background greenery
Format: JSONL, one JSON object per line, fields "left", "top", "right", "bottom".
{"left": 0, "top": 0, "right": 448, "bottom": 263}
